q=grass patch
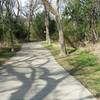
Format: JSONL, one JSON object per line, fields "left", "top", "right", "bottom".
{"left": 69, "top": 51, "right": 97, "bottom": 67}
{"left": 43, "top": 42, "right": 100, "bottom": 99}
{"left": 0, "top": 44, "right": 21, "bottom": 65}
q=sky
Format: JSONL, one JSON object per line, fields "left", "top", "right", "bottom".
{"left": 16, "top": 0, "right": 65, "bottom": 19}
{"left": 19, "top": 0, "right": 57, "bottom": 7}
{"left": 19, "top": 0, "right": 65, "bottom": 14}
{"left": 19, "top": 0, "right": 27, "bottom": 6}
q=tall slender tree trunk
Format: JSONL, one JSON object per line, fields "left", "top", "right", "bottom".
{"left": 56, "top": 0, "right": 66, "bottom": 56}
{"left": 56, "top": 15, "right": 66, "bottom": 56}
{"left": 44, "top": 5, "right": 51, "bottom": 45}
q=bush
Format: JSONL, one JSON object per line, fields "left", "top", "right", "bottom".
{"left": 70, "top": 51, "right": 97, "bottom": 67}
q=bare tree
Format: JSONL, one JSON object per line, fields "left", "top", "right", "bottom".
{"left": 3, "top": 0, "right": 21, "bottom": 52}
{"left": 23, "top": 0, "right": 40, "bottom": 41}
{"left": 42, "top": 0, "right": 66, "bottom": 56}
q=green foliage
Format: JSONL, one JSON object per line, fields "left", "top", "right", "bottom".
{"left": 49, "top": 19, "right": 57, "bottom": 38}
{"left": 70, "top": 51, "right": 97, "bottom": 67}
{"left": 32, "top": 12, "right": 45, "bottom": 40}
{"left": 0, "top": 48, "right": 15, "bottom": 58}
{"left": 31, "top": 12, "right": 57, "bottom": 41}
{"left": 63, "top": 20, "right": 85, "bottom": 45}
{"left": 96, "top": 21, "right": 100, "bottom": 37}
{"left": 13, "top": 20, "right": 28, "bottom": 41}
{"left": 0, "top": 44, "right": 21, "bottom": 65}
{"left": 63, "top": 0, "right": 100, "bottom": 46}
{"left": 51, "top": 32, "right": 59, "bottom": 40}
{"left": 0, "top": 15, "right": 28, "bottom": 43}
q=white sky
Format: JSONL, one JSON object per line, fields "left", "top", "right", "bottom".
{"left": 19, "top": 0, "right": 57, "bottom": 7}
{"left": 19, "top": 0, "right": 27, "bottom": 6}
{"left": 19, "top": 0, "right": 65, "bottom": 14}
{"left": 18, "top": 0, "right": 66, "bottom": 19}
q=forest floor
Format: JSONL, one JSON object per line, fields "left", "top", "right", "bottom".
{"left": 0, "top": 42, "right": 97, "bottom": 100}
{"left": 44, "top": 42, "right": 100, "bottom": 100}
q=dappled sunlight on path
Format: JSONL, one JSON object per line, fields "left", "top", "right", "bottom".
{"left": 0, "top": 42, "right": 97, "bottom": 100}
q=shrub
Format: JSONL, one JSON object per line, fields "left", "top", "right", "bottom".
{"left": 70, "top": 51, "right": 97, "bottom": 67}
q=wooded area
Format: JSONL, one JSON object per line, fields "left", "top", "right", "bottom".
{"left": 0, "top": 0, "right": 100, "bottom": 55}
{"left": 0, "top": 0, "right": 100, "bottom": 99}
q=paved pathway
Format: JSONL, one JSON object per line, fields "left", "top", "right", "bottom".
{"left": 0, "top": 42, "right": 97, "bottom": 100}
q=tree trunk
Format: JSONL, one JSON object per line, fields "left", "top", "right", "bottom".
{"left": 56, "top": 0, "right": 66, "bottom": 56}
{"left": 9, "top": 30, "right": 14, "bottom": 52}
{"left": 56, "top": 16, "right": 66, "bottom": 56}
{"left": 42, "top": 0, "right": 66, "bottom": 56}
{"left": 45, "top": 6, "right": 51, "bottom": 45}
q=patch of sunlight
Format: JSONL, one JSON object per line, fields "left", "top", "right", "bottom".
{"left": 31, "top": 58, "right": 48, "bottom": 66}
{"left": 0, "top": 80, "right": 23, "bottom": 93}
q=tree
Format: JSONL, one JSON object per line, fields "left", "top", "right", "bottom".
{"left": 42, "top": 0, "right": 66, "bottom": 56}
{"left": 63, "top": 0, "right": 100, "bottom": 47}
{"left": 0, "top": 0, "right": 25, "bottom": 51}
{"left": 44, "top": 4, "right": 51, "bottom": 45}
{"left": 23, "top": 0, "right": 40, "bottom": 41}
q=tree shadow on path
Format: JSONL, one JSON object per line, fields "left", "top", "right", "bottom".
{"left": 2, "top": 57, "right": 69, "bottom": 100}
{"left": 4, "top": 64, "right": 36, "bottom": 100}
{"left": 30, "top": 67, "right": 68, "bottom": 100}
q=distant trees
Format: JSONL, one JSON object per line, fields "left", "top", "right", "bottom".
{"left": 26, "top": 0, "right": 39, "bottom": 41}
{"left": 0, "top": 0, "right": 27, "bottom": 51}
{"left": 63, "top": 0, "right": 100, "bottom": 47}
{"left": 0, "top": 0, "right": 19, "bottom": 51}
{"left": 0, "top": 0, "right": 100, "bottom": 55}
{"left": 32, "top": 12, "right": 46, "bottom": 40}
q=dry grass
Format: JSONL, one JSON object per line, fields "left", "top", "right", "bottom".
{"left": 43, "top": 42, "right": 100, "bottom": 100}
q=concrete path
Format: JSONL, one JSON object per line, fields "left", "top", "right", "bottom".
{"left": 0, "top": 42, "right": 97, "bottom": 100}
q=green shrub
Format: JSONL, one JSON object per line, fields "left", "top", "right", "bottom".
{"left": 70, "top": 51, "right": 97, "bottom": 67}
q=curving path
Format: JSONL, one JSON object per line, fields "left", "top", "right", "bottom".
{"left": 0, "top": 42, "right": 97, "bottom": 100}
